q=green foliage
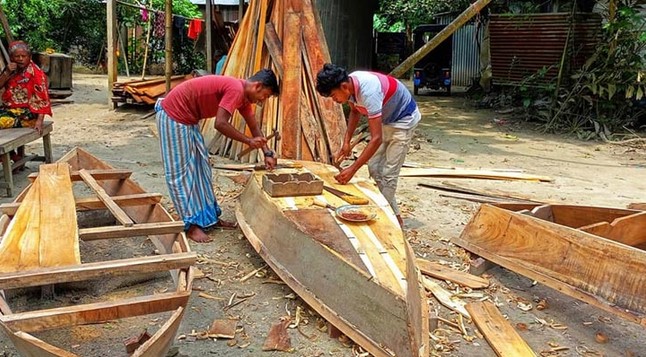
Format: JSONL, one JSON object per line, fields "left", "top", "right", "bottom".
{"left": 375, "top": 0, "right": 472, "bottom": 31}
{"left": 0, "top": 0, "right": 203, "bottom": 74}
{"left": 542, "top": 1, "right": 646, "bottom": 134}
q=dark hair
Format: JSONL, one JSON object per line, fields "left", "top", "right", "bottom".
{"left": 316, "top": 63, "right": 349, "bottom": 97}
{"left": 248, "top": 68, "right": 280, "bottom": 95}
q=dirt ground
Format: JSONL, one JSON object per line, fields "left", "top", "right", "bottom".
{"left": 1, "top": 73, "right": 645, "bottom": 357}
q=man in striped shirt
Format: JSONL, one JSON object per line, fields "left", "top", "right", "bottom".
{"left": 316, "top": 63, "right": 421, "bottom": 227}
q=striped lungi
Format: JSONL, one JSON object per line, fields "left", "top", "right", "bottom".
{"left": 155, "top": 100, "right": 221, "bottom": 230}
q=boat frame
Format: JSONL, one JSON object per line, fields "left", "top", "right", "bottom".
{"left": 0, "top": 147, "right": 195, "bottom": 356}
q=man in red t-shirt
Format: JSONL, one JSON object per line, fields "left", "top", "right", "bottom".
{"left": 155, "top": 69, "right": 279, "bottom": 243}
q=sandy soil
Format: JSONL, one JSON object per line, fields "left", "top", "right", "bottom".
{"left": 1, "top": 73, "right": 645, "bottom": 357}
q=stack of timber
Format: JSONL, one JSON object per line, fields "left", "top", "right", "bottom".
{"left": 111, "top": 74, "right": 194, "bottom": 106}
{"left": 236, "top": 161, "right": 428, "bottom": 356}
{"left": 455, "top": 203, "right": 646, "bottom": 326}
{"left": 201, "top": 0, "right": 347, "bottom": 164}
{"left": 0, "top": 147, "right": 195, "bottom": 356}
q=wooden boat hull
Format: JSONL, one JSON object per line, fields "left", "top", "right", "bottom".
{"left": 236, "top": 161, "right": 428, "bottom": 357}
{"left": 0, "top": 147, "right": 194, "bottom": 356}
{"left": 456, "top": 204, "right": 646, "bottom": 325}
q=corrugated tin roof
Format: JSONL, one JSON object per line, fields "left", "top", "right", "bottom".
{"left": 489, "top": 13, "right": 602, "bottom": 85}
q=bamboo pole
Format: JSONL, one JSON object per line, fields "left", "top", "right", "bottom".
{"left": 164, "top": 0, "right": 173, "bottom": 93}
{"left": 141, "top": 0, "right": 154, "bottom": 79}
{"left": 390, "top": 0, "right": 491, "bottom": 78}
{"left": 206, "top": 0, "right": 213, "bottom": 73}
{"left": 0, "top": 4, "right": 13, "bottom": 43}
{"left": 107, "top": 0, "right": 117, "bottom": 106}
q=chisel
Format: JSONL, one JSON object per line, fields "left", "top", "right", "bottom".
{"left": 323, "top": 186, "right": 369, "bottom": 205}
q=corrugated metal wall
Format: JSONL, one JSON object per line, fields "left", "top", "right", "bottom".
{"left": 437, "top": 15, "right": 483, "bottom": 87}
{"left": 314, "top": 0, "right": 376, "bottom": 70}
{"left": 489, "top": 13, "right": 602, "bottom": 85}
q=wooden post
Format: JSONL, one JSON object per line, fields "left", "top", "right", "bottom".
{"left": 140, "top": 0, "right": 154, "bottom": 80}
{"left": 206, "top": 0, "right": 213, "bottom": 73}
{"left": 107, "top": 0, "right": 117, "bottom": 106}
{"left": 164, "top": 0, "right": 172, "bottom": 93}
{"left": 0, "top": 3, "right": 13, "bottom": 43}
{"left": 389, "top": 0, "right": 491, "bottom": 78}
{"left": 239, "top": 0, "right": 244, "bottom": 21}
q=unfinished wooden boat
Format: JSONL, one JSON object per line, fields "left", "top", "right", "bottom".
{"left": 235, "top": 161, "right": 429, "bottom": 357}
{"left": 455, "top": 203, "right": 646, "bottom": 326}
{"left": 0, "top": 147, "right": 195, "bottom": 356}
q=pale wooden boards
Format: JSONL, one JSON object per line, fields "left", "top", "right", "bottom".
{"left": 456, "top": 204, "right": 646, "bottom": 326}
{"left": 0, "top": 163, "right": 79, "bottom": 273}
{"left": 200, "top": 0, "right": 346, "bottom": 163}
{"left": 416, "top": 258, "right": 489, "bottom": 289}
{"left": 466, "top": 301, "right": 537, "bottom": 357}
{"left": 400, "top": 167, "right": 552, "bottom": 182}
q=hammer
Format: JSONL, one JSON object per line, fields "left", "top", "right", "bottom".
{"left": 237, "top": 130, "right": 281, "bottom": 159}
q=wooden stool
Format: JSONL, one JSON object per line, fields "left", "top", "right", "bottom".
{"left": 0, "top": 121, "right": 53, "bottom": 197}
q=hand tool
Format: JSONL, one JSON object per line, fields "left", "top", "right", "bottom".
{"left": 323, "top": 185, "right": 369, "bottom": 205}
{"left": 237, "top": 130, "right": 281, "bottom": 159}
{"left": 313, "top": 198, "right": 337, "bottom": 210}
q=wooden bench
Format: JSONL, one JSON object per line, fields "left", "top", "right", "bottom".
{"left": 0, "top": 121, "right": 53, "bottom": 197}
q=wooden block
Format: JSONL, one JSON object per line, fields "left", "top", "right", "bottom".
{"left": 124, "top": 330, "right": 151, "bottom": 354}
{"left": 416, "top": 258, "right": 489, "bottom": 289}
{"left": 469, "top": 256, "right": 497, "bottom": 276}
{"left": 261, "top": 173, "right": 323, "bottom": 197}
{"left": 208, "top": 319, "right": 237, "bottom": 339}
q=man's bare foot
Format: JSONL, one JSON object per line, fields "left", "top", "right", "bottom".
{"left": 187, "top": 225, "right": 212, "bottom": 243}
{"left": 396, "top": 214, "right": 404, "bottom": 228}
{"left": 213, "top": 219, "right": 238, "bottom": 230}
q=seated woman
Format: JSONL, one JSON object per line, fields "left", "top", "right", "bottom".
{"left": 0, "top": 41, "right": 52, "bottom": 164}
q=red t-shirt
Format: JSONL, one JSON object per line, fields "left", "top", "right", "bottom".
{"left": 161, "top": 75, "right": 254, "bottom": 125}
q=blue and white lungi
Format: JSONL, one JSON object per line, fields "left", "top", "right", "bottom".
{"left": 155, "top": 100, "right": 221, "bottom": 231}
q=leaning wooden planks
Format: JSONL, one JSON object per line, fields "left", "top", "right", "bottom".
{"left": 112, "top": 74, "right": 193, "bottom": 105}
{"left": 0, "top": 163, "right": 79, "bottom": 273}
{"left": 200, "top": 0, "right": 346, "bottom": 164}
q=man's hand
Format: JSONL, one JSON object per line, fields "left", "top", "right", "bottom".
{"left": 264, "top": 156, "right": 277, "bottom": 170}
{"left": 246, "top": 136, "right": 267, "bottom": 149}
{"left": 334, "top": 166, "right": 357, "bottom": 184}
{"left": 333, "top": 141, "right": 351, "bottom": 166}
{"left": 6, "top": 62, "right": 17, "bottom": 72}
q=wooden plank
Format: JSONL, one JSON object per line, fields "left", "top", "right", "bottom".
{"left": 29, "top": 169, "right": 133, "bottom": 182}
{"left": 132, "top": 307, "right": 184, "bottom": 357}
{"left": 2, "top": 291, "right": 190, "bottom": 333}
{"left": 301, "top": 0, "right": 346, "bottom": 156}
{"left": 0, "top": 252, "right": 195, "bottom": 290}
{"left": 418, "top": 182, "right": 539, "bottom": 204}
{"left": 628, "top": 203, "right": 646, "bottom": 210}
{"left": 455, "top": 204, "right": 646, "bottom": 325}
{"left": 0, "top": 323, "right": 78, "bottom": 357}
{"left": 0, "top": 122, "right": 53, "bottom": 154}
{"left": 399, "top": 167, "right": 552, "bottom": 182}
{"left": 466, "top": 301, "right": 537, "bottom": 357}
{"left": 578, "top": 211, "right": 646, "bottom": 248}
{"left": 1, "top": 193, "right": 162, "bottom": 216}
{"left": 79, "top": 169, "right": 135, "bottom": 227}
{"left": 78, "top": 221, "right": 184, "bottom": 241}
{"left": 38, "top": 163, "right": 80, "bottom": 268}
{"left": 279, "top": 0, "right": 302, "bottom": 159}
{"left": 263, "top": 22, "right": 283, "bottom": 76}
{"left": 416, "top": 258, "right": 489, "bottom": 289}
